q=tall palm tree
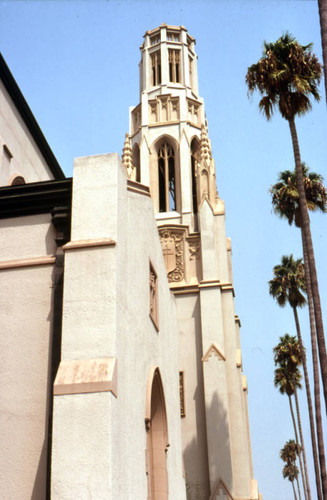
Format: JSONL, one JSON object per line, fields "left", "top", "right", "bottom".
{"left": 271, "top": 170, "right": 327, "bottom": 498}
{"left": 318, "top": 0, "right": 327, "bottom": 104}
{"left": 274, "top": 360, "right": 308, "bottom": 500}
{"left": 281, "top": 439, "right": 302, "bottom": 500}
{"left": 246, "top": 34, "right": 327, "bottom": 412}
{"left": 283, "top": 462, "right": 300, "bottom": 500}
{"left": 274, "top": 335, "right": 311, "bottom": 500}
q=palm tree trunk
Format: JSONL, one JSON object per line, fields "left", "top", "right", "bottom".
{"left": 293, "top": 305, "right": 323, "bottom": 500}
{"left": 301, "top": 231, "right": 327, "bottom": 499}
{"left": 293, "top": 385, "right": 312, "bottom": 500}
{"left": 318, "top": 0, "right": 327, "bottom": 104}
{"left": 293, "top": 479, "right": 299, "bottom": 500}
{"left": 289, "top": 395, "right": 308, "bottom": 500}
{"left": 288, "top": 116, "right": 327, "bottom": 412}
{"left": 296, "top": 475, "right": 302, "bottom": 500}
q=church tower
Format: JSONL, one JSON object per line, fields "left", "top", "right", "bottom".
{"left": 123, "top": 25, "right": 260, "bottom": 500}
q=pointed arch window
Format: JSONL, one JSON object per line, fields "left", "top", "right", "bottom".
{"left": 158, "top": 142, "right": 176, "bottom": 212}
{"left": 168, "top": 49, "right": 180, "bottom": 83}
{"left": 191, "top": 138, "right": 200, "bottom": 214}
{"left": 151, "top": 51, "right": 161, "bottom": 86}
{"left": 132, "top": 144, "right": 141, "bottom": 182}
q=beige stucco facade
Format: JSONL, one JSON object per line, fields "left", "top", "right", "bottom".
{"left": 123, "top": 25, "right": 260, "bottom": 500}
{"left": 0, "top": 26, "right": 261, "bottom": 500}
{"left": 0, "top": 215, "right": 56, "bottom": 499}
{"left": 51, "top": 153, "right": 186, "bottom": 499}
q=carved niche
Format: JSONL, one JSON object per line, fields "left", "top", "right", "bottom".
{"left": 188, "top": 238, "right": 200, "bottom": 260}
{"left": 159, "top": 228, "right": 184, "bottom": 283}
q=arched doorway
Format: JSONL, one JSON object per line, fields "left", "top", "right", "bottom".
{"left": 145, "top": 367, "right": 169, "bottom": 499}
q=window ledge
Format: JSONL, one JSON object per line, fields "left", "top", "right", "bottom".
{"left": 156, "top": 211, "right": 180, "bottom": 220}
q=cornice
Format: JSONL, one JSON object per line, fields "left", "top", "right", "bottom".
{"left": 0, "top": 178, "right": 72, "bottom": 219}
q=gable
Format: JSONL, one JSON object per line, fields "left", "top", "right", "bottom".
{"left": 0, "top": 53, "right": 65, "bottom": 186}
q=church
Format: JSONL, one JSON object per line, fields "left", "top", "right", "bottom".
{"left": 0, "top": 25, "right": 261, "bottom": 500}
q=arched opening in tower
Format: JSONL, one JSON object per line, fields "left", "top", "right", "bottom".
{"left": 191, "top": 138, "right": 200, "bottom": 214}
{"left": 132, "top": 143, "right": 141, "bottom": 182}
{"left": 158, "top": 142, "right": 176, "bottom": 212}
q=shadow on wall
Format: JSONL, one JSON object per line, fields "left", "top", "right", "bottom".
{"left": 31, "top": 442, "right": 48, "bottom": 500}
{"left": 184, "top": 391, "right": 233, "bottom": 500}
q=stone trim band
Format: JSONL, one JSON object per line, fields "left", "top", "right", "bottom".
{"left": 0, "top": 255, "right": 56, "bottom": 270}
{"left": 62, "top": 237, "right": 116, "bottom": 251}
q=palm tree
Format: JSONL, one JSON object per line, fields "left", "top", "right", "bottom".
{"left": 270, "top": 164, "right": 327, "bottom": 227}
{"left": 318, "top": 0, "right": 327, "bottom": 104}
{"left": 274, "top": 335, "right": 311, "bottom": 499}
{"left": 283, "top": 462, "right": 300, "bottom": 500}
{"left": 281, "top": 439, "right": 302, "bottom": 500}
{"left": 271, "top": 171, "right": 327, "bottom": 498}
{"left": 246, "top": 34, "right": 327, "bottom": 413}
{"left": 274, "top": 359, "right": 308, "bottom": 500}
{"left": 269, "top": 256, "right": 323, "bottom": 498}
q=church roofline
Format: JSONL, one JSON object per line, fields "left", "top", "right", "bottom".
{"left": 0, "top": 53, "right": 65, "bottom": 180}
{"left": 0, "top": 178, "right": 72, "bottom": 219}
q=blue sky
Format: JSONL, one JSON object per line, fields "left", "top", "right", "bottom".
{"left": 1, "top": 1, "right": 326, "bottom": 498}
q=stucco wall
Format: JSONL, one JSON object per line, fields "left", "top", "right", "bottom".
{"left": 51, "top": 153, "right": 186, "bottom": 499}
{"left": 0, "top": 80, "right": 54, "bottom": 186}
{"left": 0, "top": 215, "right": 56, "bottom": 499}
{"left": 176, "top": 293, "right": 210, "bottom": 499}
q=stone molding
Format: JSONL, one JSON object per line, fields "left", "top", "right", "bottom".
{"left": 54, "top": 357, "right": 117, "bottom": 397}
{"left": 0, "top": 255, "right": 55, "bottom": 270}
{"left": 202, "top": 343, "right": 225, "bottom": 362}
{"left": 199, "top": 279, "right": 220, "bottom": 289}
{"left": 170, "top": 284, "right": 199, "bottom": 294}
{"left": 127, "top": 179, "right": 151, "bottom": 197}
{"left": 62, "top": 237, "right": 116, "bottom": 251}
{"left": 209, "top": 478, "right": 234, "bottom": 500}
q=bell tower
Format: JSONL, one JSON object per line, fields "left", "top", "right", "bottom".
{"left": 122, "top": 24, "right": 220, "bottom": 232}
{"left": 123, "top": 25, "right": 260, "bottom": 500}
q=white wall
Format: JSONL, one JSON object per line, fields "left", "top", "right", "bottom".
{"left": 51, "top": 153, "right": 186, "bottom": 499}
{"left": 0, "top": 81, "right": 54, "bottom": 186}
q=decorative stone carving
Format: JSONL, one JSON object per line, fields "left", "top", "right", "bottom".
{"left": 149, "top": 263, "right": 158, "bottom": 328}
{"left": 159, "top": 229, "right": 184, "bottom": 282}
{"left": 200, "top": 124, "right": 212, "bottom": 167}
{"left": 202, "top": 343, "right": 225, "bottom": 362}
{"left": 187, "top": 98, "right": 201, "bottom": 124}
{"left": 210, "top": 479, "right": 234, "bottom": 500}
{"left": 188, "top": 239, "right": 200, "bottom": 260}
{"left": 170, "top": 98, "right": 179, "bottom": 120}
{"left": 149, "top": 101, "right": 158, "bottom": 123}
{"left": 149, "top": 95, "right": 180, "bottom": 124}
{"left": 122, "top": 133, "right": 134, "bottom": 179}
{"left": 160, "top": 97, "right": 168, "bottom": 121}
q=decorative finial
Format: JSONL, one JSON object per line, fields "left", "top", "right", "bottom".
{"left": 122, "top": 133, "right": 134, "bottom": 179}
